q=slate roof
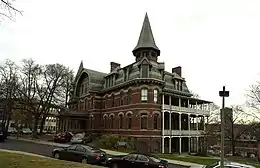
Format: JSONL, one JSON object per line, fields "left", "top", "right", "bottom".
{"left": 132, "top": 13, "right": 160, "bottom": 54}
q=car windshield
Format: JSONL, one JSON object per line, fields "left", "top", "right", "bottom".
{"left": 85, "top": 145, "right": 100, "bottom": 152}
{"left": 149, "top": 156, "right": 162, "bottom": 163}
{"left": 23, "top": 128, "right": 30, "bottom": 131}
{"left": 74, "top": 133, "right": 84, "bottom": 138}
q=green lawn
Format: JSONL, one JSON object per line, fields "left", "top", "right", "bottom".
{"left": 156, "top": 154, "right": 260, "bottom": 167}
{"left": 0, "top": 151, "right": 101, "bottom": 168}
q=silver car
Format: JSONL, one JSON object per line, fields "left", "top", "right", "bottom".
{"left": 204, "top": 161, "right": 256, "bottom": 168}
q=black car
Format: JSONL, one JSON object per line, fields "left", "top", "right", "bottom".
{"left": 52, "top": 144, "right": 107, "bottom": 165}
{"left": 106, "top": 152, "right": 168, "bottom": 168}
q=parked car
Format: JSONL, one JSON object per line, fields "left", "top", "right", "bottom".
{"left": 53, "top": 132, "right": 73, "bottom": 143}
{"left": 0, "top": 128, "right": 5, "bottom": 142}
{"left": 52, "top": 144, "right": 107, "bottom": 165}
{"left": 204, "top": 161, "right": 256, "bottom": 168}
{"left": 21, "top": 128, "right": 32, "bottom": 135}
{"left": 71, "top": 133, "right": 92, "bottom": 144}
{"left": 8, "top": 127, "right": 17, "bottom": 134}
{"left": 106, "top": 152, "right": 168, "bottom": 168}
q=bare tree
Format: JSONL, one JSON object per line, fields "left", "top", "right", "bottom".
{"left": 190, "top": 91, "right": 200, "bottom": 99}
{"left": 37, "top": 63, "right": 73, "bottom": 135}
{"left": 247, "top": 82, "right": 260, "bottom": 112}
{"left": 0, "top": 0, "right": 22, "bottom": 21}
{"left": 0, "top": 59, "right": 20, "bottom": 139}
{"left": 224, "top": 105, "right": 258, "bottom": 155}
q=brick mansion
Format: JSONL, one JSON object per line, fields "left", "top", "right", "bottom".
{"left": 58, "top": 13, "right": 212, "bottom": 154}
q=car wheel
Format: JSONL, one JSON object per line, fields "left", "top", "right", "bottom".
{"left": 111, "top": 163, "right": 118, "bottom": 168}
{"left": 54, "top": 152, "right": 60, "bottom": 159}
{"left": 81, "top": 157, "right": 88, "bottom": 164}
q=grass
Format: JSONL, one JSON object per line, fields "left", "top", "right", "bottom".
{"left": 0, "top": 151, "right": 101, "bottom": 168}
{"left": 156, "top": 154, "right": 219, "bottom": 165}
{"left": 156, "top": 154, "right": 260, "bottom": 167}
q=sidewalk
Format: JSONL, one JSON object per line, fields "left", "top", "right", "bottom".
{"left": 8, "top": 136, "right": 205, "bottom": 168}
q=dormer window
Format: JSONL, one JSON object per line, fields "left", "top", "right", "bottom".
{"left": 141, "top": 64, "right": 149, "bottom": 78}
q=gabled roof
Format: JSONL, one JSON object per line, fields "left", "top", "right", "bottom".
{"left": 133, "top": 13, "right": 160, "bottom": 53}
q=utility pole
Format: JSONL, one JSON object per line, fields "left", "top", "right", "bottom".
{"left": 219, "top": 86, "right": 229, "bottom": 168}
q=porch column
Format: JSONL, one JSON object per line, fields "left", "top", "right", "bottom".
{"left": 188, "top": 137, "right": 191, "bottom": 153}
{"left": 169, "top": 137, "right": 172, "bottom": 154}
{"left": 169, "top": 96, "right": 172, "bottom": 134}
{"left": 203, "top": 116, "right": 206, "bottom": 131}
{"left": 162, "top": 137, "right": 165, "bottom": 153}
{"left": 196, "top": 137, "right": 199, "bottom": 152}
{"left": 187, "top": 99, "right": 190, "bottom": 108}
{"left": 188, "top": 114, "right": 190, "bottom": 131}
{"left": 179, "top": 113, "right": 182, "bottom": 131}
{"left": 66, "top": 119, "right": 69, "bottom": 131}
{"left": 179, "top": 98, "right": 181, "bottom": 107}
{"left": 196, "top": 115, "right": 199, "bottom": 130}
{"left": 162, "top": 94, "right": 165, "bottom": 136}
{"left": 179, "top": 137, "right": 182, "bottom": 154}
{"left": 162, "top": 94, "right": 165, "bottom": 154}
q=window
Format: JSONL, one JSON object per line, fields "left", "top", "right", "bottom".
{"left": 141, "top": 88, "right": 148, "bottom": 102}
{"left": 141, "top": 65, "right": 149, "bottom": 78}
{"left": 120, "top": 92, "right": 124, "bottom": 106}
{"left": 110, "top": 115, "right": 114, "bottom": 129}
{"left": 123, "top": 154, "right": 137, "bottom": 161}
{"left": 111, "top": 94, "right": 115, "bottom": 107}
{"left": 127, "top": 90, "right": 132, "bottom": 104}
{"left": 126, "top": 113, "right": 132, "bottom": 129}
{"left": 119, "top": 114, "right": 123, "bottom": 129}
{"left": 89, "top": 116, "right": 93, "bottom": 129}
{"left": 153, "top": 89, "right": 158, "bottom": 103}
{"left": 67, "top": 145, "right": 77, "bottom": 151}
{"left": 136, "top": 155, "right": 149, "bottom": 162}
{"left": 76, "top": 145, "right": 86, "bottom": 153}
{"left": 104, "top": 116, "right": 108, "bottom": 129}
{"left": 141, "top": 113, "right": 148, "bottom": 129}
{"left": 154, "top": 114, "right": 159, "bottom": 129}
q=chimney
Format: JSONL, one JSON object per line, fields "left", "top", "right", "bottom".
{"left": 110, "top": 62, "right": 120, "bottom": 72}
{"left": 172, "top": 66, "right": 182, "bottom": 77}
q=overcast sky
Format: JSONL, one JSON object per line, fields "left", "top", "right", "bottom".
{"left": 1, "top": 0, "right": 260, "bottom": 108}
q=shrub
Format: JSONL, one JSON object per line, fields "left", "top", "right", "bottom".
{"left": 98, "top": 135, "right": 135, "bottom": 150}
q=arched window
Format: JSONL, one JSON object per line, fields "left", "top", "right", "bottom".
{"left": 85, "top": 99, "right": 88, "bottom": 110}
{"left": 153, "top": 89, "right": 158, "bottom": 104}
{"left": 111, "top": 94, "right": 115, "bottom": 107}
{"left": 153, "top": 113, "right": 159, "bottom": 129}
{"left": 127, "top": 89, "right": 132, "bottom": 104}
{"left": 89, "top": 115, "right": 94, "bottom": 129}
{"left": 119, "top": 114, "right": 123, "bottom": 129}
{"left": 110, "top": 115, "right": 114, "bottom": 129}
{"left": 120, "top": 92, "right": 124, "bottom": 106}
{"left": 126, "top": 113, "right": 132, "bottom": 129}
{"left": 140, "top": 113, "right": 148, "bottom": 129}
{"left": 104, "top": 115, "right": 108, "bottom": 129}
{"left": 141, "top": 88, "right": 148, "bottom": 102}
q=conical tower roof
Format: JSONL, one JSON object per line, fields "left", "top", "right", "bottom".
{"left": 133, "top": 13, "right": 160, "bottom": 54}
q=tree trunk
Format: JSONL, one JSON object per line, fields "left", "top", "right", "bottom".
{"left": 32, "top": 118, "right": 39, "bottom": 139}
{"left": 231, "top": 124, "right": 236, "bottom": 156}
{"left": 39, "top": 116, "right": 46, "bottom": 135}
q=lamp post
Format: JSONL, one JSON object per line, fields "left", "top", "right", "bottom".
{"left": 219, "top": 86, "right": 229, "bottom": 168}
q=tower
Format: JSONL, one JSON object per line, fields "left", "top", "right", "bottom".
{"left": 133, "top": 13, "right": 160, "bottom": 62}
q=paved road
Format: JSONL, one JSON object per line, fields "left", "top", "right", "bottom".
{"left": 0, "top": 139, "right": 187, "bottom": 168}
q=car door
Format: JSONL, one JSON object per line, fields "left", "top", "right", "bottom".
{"left": 121, "top": 154, "right": 138, "bottom": 168}
{"left": 73, "top": 145, "right": 87, "bottom": 162}
{"left": 60, "top": 145, "right": 77, "bottom": 161}
{"left": 135, "top": 154, "right": 150, "bottom": 168}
